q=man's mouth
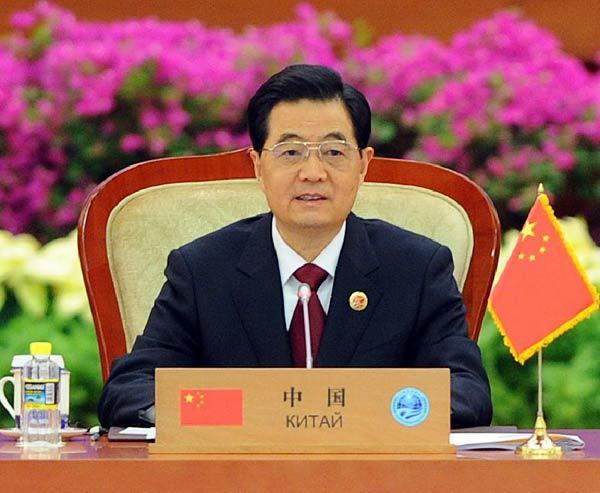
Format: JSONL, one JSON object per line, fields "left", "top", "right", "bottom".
{"left": 296, "top": 194, "right": 326, "bottom": 201}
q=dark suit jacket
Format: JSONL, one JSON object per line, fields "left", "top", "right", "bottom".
{"left": 98, "top": 213, "right": 492, "bottom": 428}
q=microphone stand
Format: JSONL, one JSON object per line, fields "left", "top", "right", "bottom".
{"left": 297, "top": 284, "right": 312, "bottom": 369}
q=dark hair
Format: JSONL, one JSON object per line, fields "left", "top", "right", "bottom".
{"left": 246, "top": 64, "right": 371, "bottom": 152}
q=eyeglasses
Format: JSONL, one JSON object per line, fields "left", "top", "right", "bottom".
{"left": 261, "top": 140, "right": 360, "bottom": 169}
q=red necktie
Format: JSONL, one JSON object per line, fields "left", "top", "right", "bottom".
{"left": 289, "top": 263, "right": 329, "bottom": 367}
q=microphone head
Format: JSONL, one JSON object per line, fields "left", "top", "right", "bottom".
{"left": 297, "top": 283, "right": 312, "bottom": 302}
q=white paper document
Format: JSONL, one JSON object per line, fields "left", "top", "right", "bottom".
{"left": 119, "top": 427, "right": 156, "bottom": 440}
{"left": 450, "top": 432, "right": 584, "bottom": 451}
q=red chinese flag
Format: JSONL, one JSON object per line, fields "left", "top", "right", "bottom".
{"left": 489, "top": 192, "right": 598, "bottom": 364}
{"left": 180, "top": 389, "right": 243, "bottom": 426}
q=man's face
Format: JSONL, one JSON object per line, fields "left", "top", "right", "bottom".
{"left": 250, "top": 99, "right": 373, "bottom": 238}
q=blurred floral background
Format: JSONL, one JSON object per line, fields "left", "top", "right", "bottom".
{"left": 0, "top": 1, "right": 599, "bottom": 429}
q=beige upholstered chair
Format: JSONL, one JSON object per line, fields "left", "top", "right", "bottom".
{"left": 78, "top": 149, "right": 500, "bottom": 381}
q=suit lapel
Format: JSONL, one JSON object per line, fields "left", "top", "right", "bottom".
{"left": 230, "top": 214, "right": 292, "bottom": 366}
{"left": 317, "top": 214, "right": 383, "bottom": 366}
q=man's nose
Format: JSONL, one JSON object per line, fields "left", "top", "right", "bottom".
{"left": 298, "top": 150, "right": 327, "bottom": 180}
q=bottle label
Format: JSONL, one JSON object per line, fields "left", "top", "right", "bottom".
{"left": 23, "top": 380, "right": 59, "bottom": 410}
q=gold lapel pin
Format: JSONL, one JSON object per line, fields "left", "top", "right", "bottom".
{"left": 349, "top": 291, "right": 368, "bottom": 311}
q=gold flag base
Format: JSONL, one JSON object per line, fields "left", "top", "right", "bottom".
{"left": 516, "top": 415, "right": 562, "bottom": 458}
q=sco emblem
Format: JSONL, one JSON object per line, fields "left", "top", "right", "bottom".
{"left": 390, "top": 387, "right": 430, "bottom": 426}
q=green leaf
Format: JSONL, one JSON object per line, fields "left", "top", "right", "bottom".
{"left": 118, "top": 61, "right": 158, "bottom": 101}
{"left": 352, "top": 18, "right": 373, "bottom": 48}
{"left": 593, "top": 182, "right": 600, "bottom": 201}
{"left": 371, "top": 116, "right": 398, "bottom": 145}
{"left": 418, "top": 114, "right": 451, "bottom": 135}
{"left": 488, "top": 71, "right": 505, "bottom": 89}
{"left": 409, "top": 79, "right": 443, "bottom": 104}
{"left": 30, "top": 24, "right": 53, "bottom": 58}
{"left": 438, "top": 129, "right": 457, "bottom": 149}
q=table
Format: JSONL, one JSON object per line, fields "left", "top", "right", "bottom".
{"left": 1, "top": 431, "right": 600, "bottom": 492}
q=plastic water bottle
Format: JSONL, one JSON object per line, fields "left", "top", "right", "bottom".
{"left": 21, "top": 342, "right": 61, "bottom": 447}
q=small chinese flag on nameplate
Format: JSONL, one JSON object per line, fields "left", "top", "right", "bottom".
{"left": 180, "top": 389, "right": 244, "bottom": 426}
{"left": 489, "top": 190, "right": 599, "bottom": 364}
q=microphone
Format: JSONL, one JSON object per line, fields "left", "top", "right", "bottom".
{"left": 297, "top": 283, "right": 313, "bottom": 368}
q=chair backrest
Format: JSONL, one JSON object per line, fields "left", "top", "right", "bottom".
{"left": 78, "top": 149, "right": 500, "bottom": 381}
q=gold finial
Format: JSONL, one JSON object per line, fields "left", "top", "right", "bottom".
{"left": 537, "top": 183, "right": 545, "bottom": 195}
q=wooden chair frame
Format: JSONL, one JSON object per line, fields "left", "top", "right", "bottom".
{"left": 78, "top": 149, "right": 500, "bottom": 381}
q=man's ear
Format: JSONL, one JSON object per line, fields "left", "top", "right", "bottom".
{"left": 249, "top": 149, "right": 266, "bottom": 191}
{"left": 359, "top": 146, "right": 374, "bottom": 183}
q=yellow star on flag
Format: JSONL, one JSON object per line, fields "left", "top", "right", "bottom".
{"left": 520, "top": 221, "right": 536, "bottom": 241}
{"left": 185, "top": 393, "right": 194, "bottom": 403}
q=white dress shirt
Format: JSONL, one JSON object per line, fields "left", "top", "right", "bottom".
{"left": 271, "top": 217, "right": 346, "bottom": 330}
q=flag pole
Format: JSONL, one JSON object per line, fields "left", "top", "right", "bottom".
{"left": 516, "top": 182, "right": 562, "bottom": 457}
{"left": 516, "top": 348, "right": 562, "bottom": 457}
{"left": 490, "top": 181, "right": 599, "bottom": 457}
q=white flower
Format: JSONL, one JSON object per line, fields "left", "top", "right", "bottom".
{"left": 0, "top": 231, "right": 47, "bottom": 316}
{"left": 26, "top": 230, "right": 91, "bottom": 320}
{"left": 0, "top": 230, "right": 91, "bottom": 320}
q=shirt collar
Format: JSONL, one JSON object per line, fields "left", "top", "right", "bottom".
{"left": 271, "top": 217, "right": 346, "bottom": 285}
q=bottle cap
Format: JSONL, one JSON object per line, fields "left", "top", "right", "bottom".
{"left": 30, "top": 341, "right": 52, "bottom": 355}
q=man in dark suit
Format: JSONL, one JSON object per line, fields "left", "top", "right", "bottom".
{"left": 98, "top": 64, "right": 492, "bottom": 429}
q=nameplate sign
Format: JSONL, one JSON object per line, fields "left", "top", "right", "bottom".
{"left": 150, "top": 368, "right": 452, "bottom": 454}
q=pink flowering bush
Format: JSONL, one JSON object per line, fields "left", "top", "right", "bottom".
{"left": 1, "top": 2, "right": 599, "bottom": 239}
{"left": 398, "top": 12, "right": 600, "bottom": 231}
